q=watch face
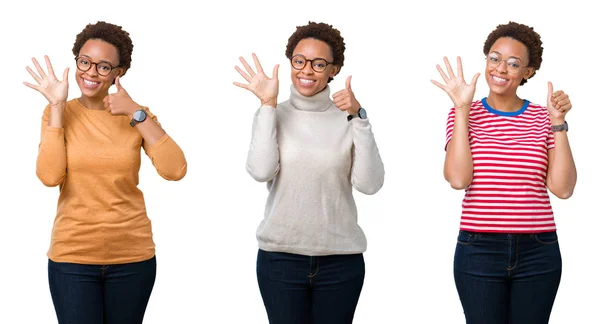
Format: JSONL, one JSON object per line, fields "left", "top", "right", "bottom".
{"left": 133, "top": 110, "right": 147, "bottom": 122}
{"left": 358, "top": 108, "right": 367, "bottom": 119}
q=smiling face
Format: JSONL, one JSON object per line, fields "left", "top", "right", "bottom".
{"left": 485, "top": 37, "right": 534, "bottom": 96}
{"left": 75, "top": 39, "right": 122, "bottom": 101}
{"left": 290, "top": 38, "right": 339, "bottom": 97}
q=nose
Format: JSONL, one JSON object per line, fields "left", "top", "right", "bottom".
{"left": 495, "top": 60, "right": 508, "bottom": 73}
{"left": 300, "top": 62, "right": 314, "bottom": 75}
{"left": 85, "top": 63, "right": 99, "bottom": 77}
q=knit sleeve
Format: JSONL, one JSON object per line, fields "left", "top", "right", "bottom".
{"left": 36, "top": 105, "right": 67, "bottom": 187}
{"left": 349, "top": 118, "right": 384, "bottom": 195}
{"left": 246, "top": 105, "right": 280, "bottom": 182}
{"left": 142, "top": 107, "right": 187, "bottom": 181}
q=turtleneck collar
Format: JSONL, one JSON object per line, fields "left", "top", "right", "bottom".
{"left": 289, "top": 84, "right": 333, "bottom": 112}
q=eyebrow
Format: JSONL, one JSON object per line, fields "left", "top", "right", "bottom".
{"left": 490, "top": 51, "right": 522, "bottom": 61}
{"left": 79, "top": 54, "right": 118, "bottom": 66}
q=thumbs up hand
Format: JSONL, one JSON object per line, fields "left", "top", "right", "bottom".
{"left": 104, "top": 76, "right": 140, "bottom": 117}
{"left": 333, "top": 75, "right": 361, "bottom": 115}
{"left": 546, "top": 81, "right": 571, "bottom": 123}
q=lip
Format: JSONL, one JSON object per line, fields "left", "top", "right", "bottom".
{"left": 490, "top": 74, "right": 509, "bottom": 85}
{"left": 81, "top": 77, "right": 101, "bottom": 89}
{"left": 297, "top": 77, "right": 316, "bottom": 87}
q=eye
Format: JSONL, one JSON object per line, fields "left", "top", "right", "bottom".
{"left": 79, "top": 59, "right": 90, "bottom": 66}
{"left": 489, "top": 56, "right": 499, "bottom": 62}
{"left": 98, "top": 64, "right": 111, "bottom": 71}
{"left": 314, "top": 62, "right": 326, "bottom": 69}
{"left": 507, "top": 60, "right": 520, "bottom": 69}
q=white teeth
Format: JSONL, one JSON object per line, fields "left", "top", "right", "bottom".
{"left": 299, "top": 79, "right": 315, "bottom": 84}
{"left": 83, "top": 79, "right": 99, "bottom": 85}
{"left": 493, "top": 76, "right": 507, "bottom": 82}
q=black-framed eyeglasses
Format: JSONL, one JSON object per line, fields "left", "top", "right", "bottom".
{"left": 75, "top": 56, "right": 120, "bottom": 76}
{"left": 290, "top": 54, "right": 334, "bottom": 73}
{"left": 485, "top": 53, "right": 526, "bottom": 74}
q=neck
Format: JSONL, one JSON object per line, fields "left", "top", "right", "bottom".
{"left": 79, "top": 94, "right": 107, "bottom": 110}
{"left": 486, "top": 92, "right": 524, "bottom": 112}
{"left": 289, "top": 85, "right": 332, "bottom": 112}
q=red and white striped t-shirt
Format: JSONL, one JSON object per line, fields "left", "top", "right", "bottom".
{"left": 445, "top": 98, "right": 556, "bottom": 233}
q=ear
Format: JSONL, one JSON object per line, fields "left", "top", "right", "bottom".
{"left": 523, "top": 67, "right": 535, "bottom": 80}
{"left": 329, "top": 65, "right": 340, "bottom": 78}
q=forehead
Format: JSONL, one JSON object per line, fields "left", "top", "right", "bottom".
{"left": 490, "top": 37, "right": 529, "bottom": 59}
{"left": 292, "top": 38, "right": 333, "bottom": 60}
{"left": 79, "top": 39, "right": 119, "bottom": 64}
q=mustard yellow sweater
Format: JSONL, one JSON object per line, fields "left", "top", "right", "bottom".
{"left": 37, "top": 99, "right": 187, "bottom": 264}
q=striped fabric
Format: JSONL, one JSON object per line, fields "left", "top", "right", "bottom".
{"left": 445, "top": 98, "right": 556, "bottom": 233}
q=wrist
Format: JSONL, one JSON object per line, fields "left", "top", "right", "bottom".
{"left": 261, "top": 98, "right": 278, "bottom": 108}
{"left": 50, "top": 101, "right": 66, "bottom": 110}
{"left": 550, "top": 117, "right": 566, "bottom": 125}
{"left": 127, "top": 105, "right": 143, "bottom": 119}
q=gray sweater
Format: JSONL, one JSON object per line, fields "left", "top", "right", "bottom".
{"left": 247, "top": 85, "right": 385, "bottom": 256}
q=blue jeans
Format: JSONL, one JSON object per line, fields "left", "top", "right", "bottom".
{"left": 257, "top": 249, "right": 365, "bottom": 324}
{"left": 454, "top": 231, "right": 562, "bottom": 324}
{"left": 48, "top": 256, "right": 156, "bottom": 324}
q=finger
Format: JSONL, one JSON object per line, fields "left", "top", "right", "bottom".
{"left": 272, "top": 64, "right": 279, "bottom": 80}
{"left": 62, "top": 68, "right": 69, "bottom": 83}
{"left": 470, "top": 73, "right": 480, "bottom": 86}
{"left": 23, "top": 81, "right": 41, "bottom": 91}
{"left": 547, "top": 82, "right": 554, "bottom": 102}
{"left": 115, "top": 76, "right": 124, "bottom": 92}
{"left": 444, "top": 56, "right": 455, "bottom": 79}
{"left": 332, "top": 89, "right": 346, "bottom": 99}
{"left": 26, "top": 66, "right": 42, "bottom": 83}
{"left": 235, "top": 66, "right": 252, "bottom": 83}
{"left": 431, "top": 79, "right": 448, "bottom": 91}
{"left": 552, "top": 90, "right": 564, "bottom": 99}
{"left": 436, "top": 64, "right": 450, "bottom": 84}
{"left": 556, "top": 98, "right": 571, "bottom": 107}
{"left": 239, "top": 56, "right": 256, "bottom": 77}
{"left": 252, "top": 53, "right": 264, "bottom": 74}
{"left": 44, "top": 55, "right": 56, "bottom": 78}
{"left": 32, "top": 57, "right": 47, "bottom": 78}
{"left": 346, "top": 75, "right": 352, "bottom": 90}
{"left": 457, "top": 57, "right": 464, "bottom": 80}
{"left": 232, "top": 81, "right": 250, "bottom": 89}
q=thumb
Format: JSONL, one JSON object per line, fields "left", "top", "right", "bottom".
{"left": 115, "top": 76, "right": 125, "bottom": 92}
{"left": 62, "top": 68, "right": 70, "bottom": 83}
{"left": 470, "top": 73, "right": 480, "bottom": 86}
{"left": 272, "top": 64, "right": 279, "bottom": 80}
{"left": 345, "top": 75, "right": 352, "bottom": 90}
{"left": 547, "top": 81, "right": 554, "bottom": 101}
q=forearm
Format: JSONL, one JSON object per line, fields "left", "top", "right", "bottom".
{"left": 350, "top": 118, "right": 384, "bottom": 195}
{"left": 246, "top": 106, "right": 280, "bottom": 182}
{"left": 132, "top": 115, "right": 166, "bottom": 146}
{"left": 546, "top": 131, "right": 577, "bottom": 199}
{"left": 36, "top": 128, "right": 67, "bottom": 187}
{"left": 444, "top": 111, "right": 473, "bottom": 189}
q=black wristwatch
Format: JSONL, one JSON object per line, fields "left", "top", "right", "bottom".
{"left": 550, "top": 121, "right": 568, "bottom": 132}
{"left": 347, "top": 108, "right": 367, "bottom": 122}
{"left": 130, "top": 109, "right": 147, "bottom": 127}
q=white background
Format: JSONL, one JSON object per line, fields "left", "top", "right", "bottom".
{"left": 0, "top": 0, "right": 597, "bottom": 323}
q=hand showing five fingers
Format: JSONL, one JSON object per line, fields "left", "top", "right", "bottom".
{"left": 234, "top": 53, "right": 279, "bottom": 108}
{"left": 547, "top": 82, "right": 571, "bottom": 122}
{"left": 24, "top": 55, "right": 69, "bottom": 106}
{"left": 431, "top": 56, "right": 480, "bottom": 111}
{"left": 333, "top": 76, "right": 361, "bottom": 115}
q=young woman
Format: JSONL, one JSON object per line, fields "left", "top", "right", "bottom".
{"left": 432, "top": 21, "right": 576, "bottom": 323}
{"left": 234, "top": 22, "right": 384, "bottom": 323}
{"left": 25, "top": 21, "right": 187, "bottom": 324}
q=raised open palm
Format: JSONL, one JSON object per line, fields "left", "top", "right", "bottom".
{"left": 431, "top": 56, "right": 479, "bottom": 110}
{"left": 24, "top": 56, "right": 69, "bottom": 105}
{"left": 234, "top": 53, "right": 279, "bottom": 107}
